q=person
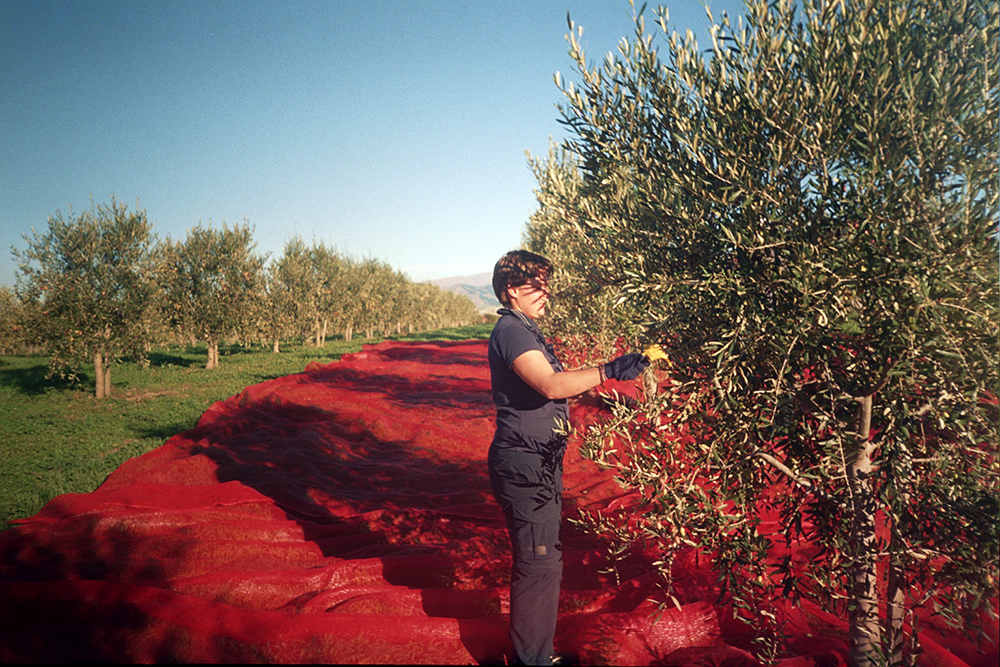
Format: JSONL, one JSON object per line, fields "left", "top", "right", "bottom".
{"left": 487, "top": 250, "right": 649, "bottom": 666}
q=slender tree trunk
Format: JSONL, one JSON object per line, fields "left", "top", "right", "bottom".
{"left": 847, "top": 394, "right": 880, "bottom": 667}
{"left": 206, "top": 340, "right": 219, "bottom": 369}
{"left": 344, "top": 321, "right": 353, "bottom": 342}
{"left": 272, "top": 338, "right": 280, "bottom": 353}
{"left": 886, "top": 554, "right": 905, "bottom": 666}
{"left": 94, "top": 351, "right": 106, "bottom": 399}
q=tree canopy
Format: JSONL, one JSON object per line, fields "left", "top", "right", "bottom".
{"left": 163, "top": 223, "right": 266, "bottom": 369}
{"left": 13, "top": 199, "right": 160, "bottom": 397}
{"left": 529, "top": 0, "right": 998, "bottom": 663}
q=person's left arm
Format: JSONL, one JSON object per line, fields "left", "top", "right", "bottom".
{"left": 510, "top": 350, "right": 603, "bottom": 400}
{"left": 511, "top": 350, "right": 649, "bottom": 400}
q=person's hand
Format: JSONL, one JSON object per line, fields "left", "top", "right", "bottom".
{"left": 603, "top": 353, "right": 650, "bottom": 381}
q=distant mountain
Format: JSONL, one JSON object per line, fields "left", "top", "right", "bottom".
{"left": 431, "top": 272, "right": 499, "bottom": 314}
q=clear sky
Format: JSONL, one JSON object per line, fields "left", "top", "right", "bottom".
{"left": 1, "top": 0, "right": 746, "bottom": 287}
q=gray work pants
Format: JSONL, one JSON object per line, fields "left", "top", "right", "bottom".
{"left": 488, "top": 444, "right": 565, "bottom": 666}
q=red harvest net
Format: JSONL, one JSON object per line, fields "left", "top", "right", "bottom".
{"left": 0, "top": 339, "right": 995, "bottom": 664}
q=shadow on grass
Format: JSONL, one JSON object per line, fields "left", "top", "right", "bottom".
{"left": 0, "top": 359, "right": 83, "bottom": 395}
{"left": 141, "top": 344, "right": 249, "bottom": 368}
{"left": 146, "top": 351, "right": 201, "bottom": 368}
{"left": 132, "top": 420, "right": 198, "bottom": 443}
{"left": 140, "top": 342, "right": 262, "bottom": 369}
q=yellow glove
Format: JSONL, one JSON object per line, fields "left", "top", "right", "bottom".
{"left": 643, "top": 344, "right": 668, "bottom": 363}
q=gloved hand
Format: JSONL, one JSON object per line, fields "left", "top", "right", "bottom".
{"left": 603, "top": 353, "right": 650, "bottom": 381}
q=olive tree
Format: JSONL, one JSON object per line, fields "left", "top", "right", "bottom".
{"left": 407, "top": 281, "right": 476, "bottom": 333}
{"left": 260, "top": 261, "right": 298, "bottom": 353}
{"left": 310, "top": 242, "right": 351, "bottom": 346}
{"left": 265, "top": 238, "right": 351, "bottom": 348}
{"left": 164, "top": 222, "right": 265, "bottom": 369}
{"left": 348, "top": 257, "right": 385, "bottom": 340}
{"left": 439, "top": 289, "right": 481, "bottom": 328}
{"left": 376, "top": 266, "right": 409, "bottom": 336}
{"left": 12, "top": 199, "right": 160, "bottom": 397}
{"left": 551, "top": 0, "right": 998, "bottom": 664}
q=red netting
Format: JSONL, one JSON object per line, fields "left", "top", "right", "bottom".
{"left": 0, "top": 340, "right": 996, "bottom": 664}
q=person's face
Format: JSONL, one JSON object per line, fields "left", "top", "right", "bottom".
{"left": 507, "top": 277, "right": 550, "bottom": 319}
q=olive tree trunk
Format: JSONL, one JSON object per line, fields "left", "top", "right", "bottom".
{"left": 93, "top": 350, "right": 111, "bottom": 399}
{"left": 206, "top": 340, "right": 220, "bottom": 369}
{"left": 847, "top": 394, "right": 879, "bottom": 667}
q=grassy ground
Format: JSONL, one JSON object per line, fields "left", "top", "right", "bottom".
{"left": 0, "top": 323, "right": 493, "bottom": 527}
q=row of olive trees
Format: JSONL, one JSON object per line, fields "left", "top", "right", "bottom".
{"left": 264, "top": 236, "right": 478, "bottom": 349}
{"left": 526, "top": 0, "right": 997, "bottom": 665}
{"left": 6, "top": 199, "right": 480, "bottom": 395}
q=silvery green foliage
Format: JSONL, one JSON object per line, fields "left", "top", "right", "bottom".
{"left": 14, "top": 198, "right": 161, "bottom": 396}
{"left": 548, "top": 0, "right": 998, "bottom": 663}
{"left": 265, "top": 238, "right": 481, "bottom": 347}
{"left": 523, "top": 143, "right": 643, "bottom": 363}
{"left": 164, "top": 223, "right": 266, "bottom": 368}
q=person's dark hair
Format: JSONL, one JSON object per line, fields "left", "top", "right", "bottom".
{"left": 492, "top": 250, "right": 553, "bottom": 307}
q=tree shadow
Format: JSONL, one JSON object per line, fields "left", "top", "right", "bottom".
{"left": 348, "top": 339, "right": 489, "bottom": 367}
{"left": 0, "top": 360, "right": 82, "bottom": 395}
{"left": 186, "top": 396, "right": 497, "bottom": 547}
{"left": 0, "top": 497, "right": 201, "bottom": 662}
{"left": 182, "top": 383, "right": 509, "bottom": 663}
{"left": 131, "top": 420, "right": 199, "bottom": 442}
{"left": 304, "top": 365, "right": 493, "bottom": 412}
{"left": 145, "top": 350, "right": 200, "bottom": 368}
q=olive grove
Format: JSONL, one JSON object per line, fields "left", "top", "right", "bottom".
{"left": 11, "top": 215, "right": 481, "bottom": 388}
{"left": 526, "top": 0, "right": 998, "bottom": 664}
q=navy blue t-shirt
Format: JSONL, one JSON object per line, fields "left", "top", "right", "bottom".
{"left": 488, "top": 308, "right": 570, "bottom": 453}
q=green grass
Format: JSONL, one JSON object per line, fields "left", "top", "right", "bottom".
{"left": 0, "top": 323, "right": 493, "bottom": 527}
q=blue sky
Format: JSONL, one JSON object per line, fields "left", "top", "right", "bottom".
{"left": 1, "top": 0, "right": 746, "bottom": 287}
